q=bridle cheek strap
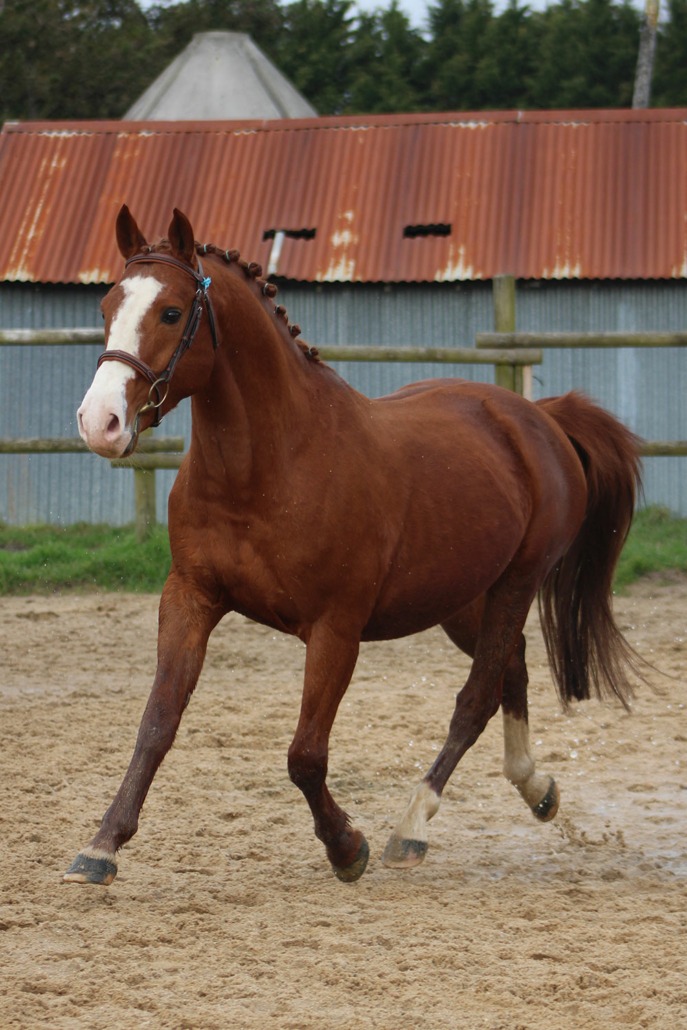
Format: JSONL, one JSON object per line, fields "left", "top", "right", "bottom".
{"left": 97, "top": 252, "right": 218, "bottom": 429}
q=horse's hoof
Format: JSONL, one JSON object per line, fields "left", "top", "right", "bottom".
{"left": 531, "top": 778, "right": 560, "bottom": 822}
{"left": 63, "top": 849, "right": 118, "bottom": 885}
{"left": 333, "top": 836, "right": 370, "bottom": 882}
{"left": 381, "top": 834, "right": 428, "bottom": 869}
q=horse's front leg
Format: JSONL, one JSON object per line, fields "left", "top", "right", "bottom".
{"left": 288, "top": 622, "right": 368, "bottom": 882}
{"left": 64, "top": 576, "right": 223, "bottom": 885}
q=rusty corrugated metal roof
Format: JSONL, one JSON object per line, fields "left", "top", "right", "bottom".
{"left": 1, "top": 109, "right": 686, "bottom": 285}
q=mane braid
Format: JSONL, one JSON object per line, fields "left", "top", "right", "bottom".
{"left": 193, "top": 240, "right": 320, "bottom": 363}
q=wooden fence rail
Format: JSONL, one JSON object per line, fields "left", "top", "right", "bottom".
{"left": 0, "top": 329, "right": 104, "bottom": 345}
{"left": 315, "top": 345, "right": 541, "bottom": 365}
{"left": 0, "top": 437, "right": 184, "bottom": 455}
{"left": 476, "top": 331, "right": 687, "bottom": 349}
{"left": 0, "top": 328, "right": 540, "bottom": 368}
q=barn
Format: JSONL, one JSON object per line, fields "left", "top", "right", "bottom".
{"left": 1, "top": 106, "right": 687, "bottom": 524}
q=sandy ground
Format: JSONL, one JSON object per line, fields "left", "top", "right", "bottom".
{"left": 0, "top": 581, "right": 685, "bottom": 1029}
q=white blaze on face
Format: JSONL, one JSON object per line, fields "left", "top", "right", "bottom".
{"left": 77, "top": 275, "right": 163, "bottom": 457}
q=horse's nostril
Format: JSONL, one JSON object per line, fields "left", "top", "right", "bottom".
{"left": 106, "top": 413, "right": 121, "bottom": 437}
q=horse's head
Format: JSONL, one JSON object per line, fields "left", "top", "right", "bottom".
{"left": 77, "top": 206, "right": 218, "bottom": 458}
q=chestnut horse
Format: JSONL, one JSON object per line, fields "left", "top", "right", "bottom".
{"left": 67, "top": 206, "right": 642, "bottom": 886}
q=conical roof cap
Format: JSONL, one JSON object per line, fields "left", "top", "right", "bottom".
{"left": 125, "top": 31, "right": 317, "bottom": 120}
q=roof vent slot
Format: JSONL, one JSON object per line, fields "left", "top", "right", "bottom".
{"left": 263, "top": 228, "right": 316, "bottom": 277}
{"left": 263, "top": 228, "right": 316, "bottom": 241}
{"left": 403, "top": 223, "right": 452, "bottom": 239}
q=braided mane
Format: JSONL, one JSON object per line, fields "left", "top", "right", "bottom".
{"left": 197, "top": 242, "right": 321, "bottom": 362}
{"left": 139, "top": 237, "right": 320, "bottom": 363}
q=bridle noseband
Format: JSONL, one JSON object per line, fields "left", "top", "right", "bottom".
{"left": 97, "top": 251, "right": 219, "bottom": 429}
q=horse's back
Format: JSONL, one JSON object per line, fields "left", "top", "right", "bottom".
{"left": 372, "top": 377, "right": 579, "bottom": 477}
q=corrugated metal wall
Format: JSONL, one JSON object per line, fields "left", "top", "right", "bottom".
{"left": 1, "top": 279, "right": 686, "bottom": 524}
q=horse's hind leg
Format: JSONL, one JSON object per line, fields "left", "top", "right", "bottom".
{"left": 382, "top": 598, "right": 501, "bottom": 869}
{"left": 383, "top": 586, "right": 555, "bottom": 870}
{"left": 64, "top": 575, "right": 223, "bottom": 885}
{"left": 440, "top": 604, "right": 559, "bottom": 821}
{"left": 501, "top": 635, "right": 560, "bottom": 823}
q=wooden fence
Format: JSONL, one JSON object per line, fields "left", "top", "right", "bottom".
{"left": 0, "top": 434, "right": 185, "bottom": 542}
{"left": 477, "top": 275, "right": 687, "bottom": 457}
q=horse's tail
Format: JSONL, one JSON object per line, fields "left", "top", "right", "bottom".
{"left": 536, "top": 391, "right": 644, "bottom": 709}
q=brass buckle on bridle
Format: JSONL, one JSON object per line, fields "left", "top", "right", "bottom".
{"left": 138, "top": 376, "right": 171, "bottom": 419}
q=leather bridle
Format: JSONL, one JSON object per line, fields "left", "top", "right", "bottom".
{"left": 97, "top": 251, "right": 219, "bottom": 429}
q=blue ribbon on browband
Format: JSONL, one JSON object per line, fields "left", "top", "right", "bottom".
{"left": 200, "top": 276, "right": 212, "bottom": 291}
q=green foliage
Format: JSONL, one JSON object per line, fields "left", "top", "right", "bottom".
{"left": 528, "top": 0, "right": 639, "bottom": 110}
{"left": 652, "top": 0, "right": 687, "bottom": 106}
{"left": 275, "top": 0, "right": 356, "bottom": 115}
{"left": 145, "top": 0, "right": 286, "bottom": 68}
{"left": 423, "top": 0, "right": 497, "bottom": 110}
{"left": 0, "top": 0, "right": 157, "bottom": 122}
{"left": 0, "top": 507, "right": 685, "bottom": 596}
{"left": 471, "top": 0, "right": 540, "bottom": 110}
{"left": 0, "top": 523, "right": 171, "bottom": 595}
{"left": 0, "top": 0, "right": 683, "bottom": 120}
{"left": 346, "top": 4, "right": 427, "bottom": 113}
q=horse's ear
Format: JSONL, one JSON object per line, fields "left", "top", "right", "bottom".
{"left": 168, "top": 209, "right": 196, "bottom": 266}
{"left": 116, "top": 205, "right": 147, "bottom": 259}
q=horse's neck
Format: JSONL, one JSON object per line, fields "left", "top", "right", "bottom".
{"left": 188, "top": 263, "right": 345, "bottom": 492}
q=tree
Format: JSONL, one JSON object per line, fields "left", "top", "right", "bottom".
{"left": 653, "top": 0, "right": 687, "bottom": 105}
{"left": 422, "top": 0, "right": 495, "bottom": 110}
{"left": 145, "top": 0, "right": 285, "bottom": 64}
{"left": 632, "top": 0, "right": 660, "bottom": 107}
{"left": 346, "top": 4, "right": 427, "bottom": 113}
{"left": 0, "top": 0, "right": 155, "bottom": 120}
{"left": 471, "top": 0, "right": 539, "bottom": 109}
{"left": 528, "top": 0, "right": 639, "bottom": 109}
{"left": 276, "top": 0, "right": 356, "bottom": 114}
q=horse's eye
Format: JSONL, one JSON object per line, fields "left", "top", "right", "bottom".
{"left": 161, "top": 308, "right": 182, "bottom": 325}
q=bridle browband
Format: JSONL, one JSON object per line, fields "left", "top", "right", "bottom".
{"left": 97, "top": 251, "right": 219, "bottom": 429}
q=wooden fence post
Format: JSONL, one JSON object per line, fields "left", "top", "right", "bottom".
{"left": 131, "top": 429, "right": 156, "bottom": 541}
{"left": 133, "top": 468, "right": 157, "bottom": 543}
{"left": 492, "top": 275, "right": 525, "bottom": 395}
